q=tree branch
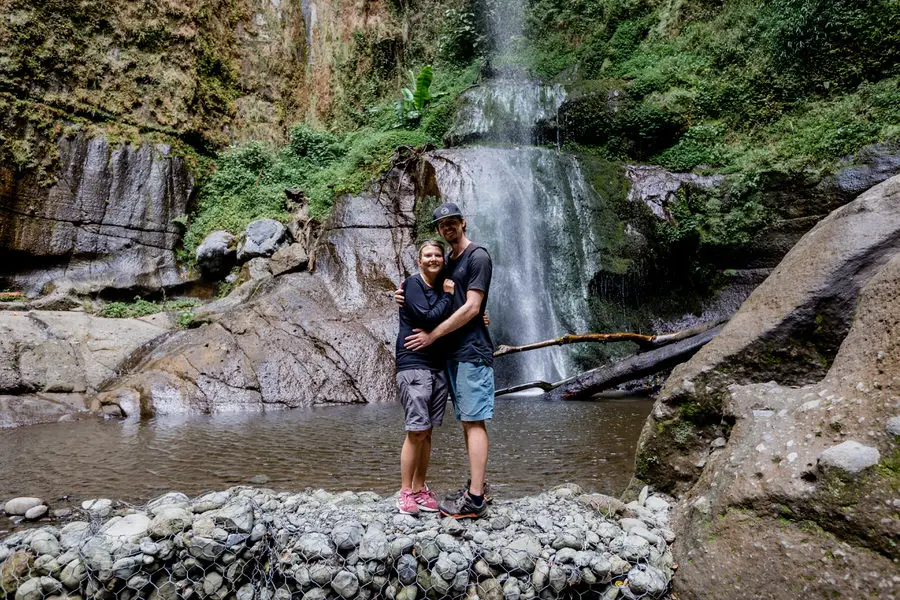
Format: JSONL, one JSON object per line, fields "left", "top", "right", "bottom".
{"left": 493, "top": 319, "right": 726, "bottom": 357}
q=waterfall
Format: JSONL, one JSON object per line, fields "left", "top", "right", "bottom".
{"left": 428, "top": 0, "right": 606, "bottom": 389}
{"left": 429, "top": 148, "right": 601, "bottom": 389}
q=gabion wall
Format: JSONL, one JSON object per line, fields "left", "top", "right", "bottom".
{"left": 0, "top": 485, "right": 675, "bottom": 600}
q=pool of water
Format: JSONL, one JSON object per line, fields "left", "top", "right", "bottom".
{"left": 0, "top": 395, "right": 651, "bottom": 524}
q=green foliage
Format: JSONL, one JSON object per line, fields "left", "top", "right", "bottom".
{"left": 439, "top": 6, "right": 485, "bottom": 66}
{"left": 393, "top": 66, "right": 435, "bottom": 124}
{"left": 97, "top": 297, "right": 198, "bottom": 319}
{"left": 657, "top": 124, "right": 731, "bottom": 171}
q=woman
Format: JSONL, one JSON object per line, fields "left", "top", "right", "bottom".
{"left": 395, "top": 240, "right": 455, "bottom": 515}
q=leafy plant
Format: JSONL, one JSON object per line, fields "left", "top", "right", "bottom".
{"left": 394, "top": 65, "right": 435, "bottom": 125}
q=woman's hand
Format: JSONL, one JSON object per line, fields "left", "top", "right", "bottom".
{"left": 442, "top": 279, "right": 455, "bottom": 294}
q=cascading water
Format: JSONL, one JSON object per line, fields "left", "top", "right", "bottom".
{"left": 430, "top": 0, "right": 605, "bottom": 388}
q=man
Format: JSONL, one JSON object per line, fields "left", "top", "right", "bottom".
{"left": 403, "top": 201, "right": 494, "bottom": 518}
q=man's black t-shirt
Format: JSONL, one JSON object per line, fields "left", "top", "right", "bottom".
{"left": 395, "top": 273, "right": 452, "bottom": 372}
{"left": 445, "top": 243, "right": 494, "bottom": 366}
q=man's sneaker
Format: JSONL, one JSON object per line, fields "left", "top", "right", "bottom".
{"left": 439, "top": 491, "right": 488, "bottom": 519}
{"left": 446, "top": 479, "right": 493, "bottom": 504}
{"left": 413, "top": 489, "right": 439, "bottom": 512}
{"left": 396, "top": 488, "right": 419, "bottom": 515}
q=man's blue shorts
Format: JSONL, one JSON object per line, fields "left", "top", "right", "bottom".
{"left": 447, "top": 360, "right": 494, "bottom": 422}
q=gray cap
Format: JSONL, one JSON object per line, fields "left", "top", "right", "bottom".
{"left": 432, "top": 202, "right": 463, "bottom": 224}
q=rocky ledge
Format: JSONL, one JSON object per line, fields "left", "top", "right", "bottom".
{"left": 0, "top": 485, "right": 675, "bottom": 600}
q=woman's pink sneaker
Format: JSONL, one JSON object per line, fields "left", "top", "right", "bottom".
{"left": 414, "top": 489, "right": 439, "bottom": 512}
{"left": 396, "top": 488, "right": 419, "bottom": 515}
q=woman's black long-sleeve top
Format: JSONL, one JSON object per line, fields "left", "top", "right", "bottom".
{"left": 395, "top": 273, "right": 453, "bottom": 372}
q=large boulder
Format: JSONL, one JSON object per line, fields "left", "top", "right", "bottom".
{"left": 0, "top": 311, "right": 172, "bottom": 427}
{"left": 236, "top": 219, "right": 288, "bottom": 262}
{"left": 99, "top": 170, "right": 417, "bottom": 414}
{"left": 0, "top": 135, "right": 192, "bottom": 296}
{"left": 635, "top": 175, "right": 900, "bottom": 599}
{"left": 196, "top": 231, "right": 237, "bottom": 277}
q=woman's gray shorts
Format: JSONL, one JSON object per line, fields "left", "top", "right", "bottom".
{"left": 396, "top": 368, "right": 448, "bottom": 431}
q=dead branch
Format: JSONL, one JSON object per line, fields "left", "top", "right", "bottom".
{"left": 493, "top": 319, "right": 726, "bottom": 358}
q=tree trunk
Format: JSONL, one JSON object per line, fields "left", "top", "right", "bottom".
{"left": 542, "top": 326, "right": 722, "bottom": 401}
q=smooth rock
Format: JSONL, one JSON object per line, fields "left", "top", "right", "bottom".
{"left": 269, "top": 244, "right": 309, "bottom": 276}
{"left": 885, "top": 416, "right": 900, "bottom": 436}
{"left": 818, "top": 440, "right": 881, "bottom": 473}
{"left": 4, "top": 498, "right": 44, "bottom": 516}
{"left": 24, "top": 505, "right": 48, "bottom": 521}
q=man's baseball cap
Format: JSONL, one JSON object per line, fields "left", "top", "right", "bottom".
{"left": 432, "top": 202, "right": 464, "bottom": 224}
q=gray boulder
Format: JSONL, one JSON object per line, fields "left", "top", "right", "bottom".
{"left": 237, "top": 219, "right": 288, "bottom": 262}
{"left": 196, "top": 231, "right": 237, "bottom": 276}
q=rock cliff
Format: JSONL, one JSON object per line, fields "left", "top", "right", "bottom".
{"left": 95, "top": 170, "right": 416, "bottom": 418}
{"left": 635, "top": 175, "right": 900, "bottom": 599}
{"left": 0, "top": 135, "right": 192, "bottom": 296}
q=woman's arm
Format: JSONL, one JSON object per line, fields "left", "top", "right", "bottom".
{"left": 403, "top": 277, "right": 453, "bottom": 330}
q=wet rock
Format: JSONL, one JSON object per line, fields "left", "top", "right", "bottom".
{"left": 4, "top": 498, "right": 44, "bottom": 516}
{"left": 818, "top": 440, "right": 881, "bottom": 473}
{"left": 237, "top": 219, "right": 288, "bottom": 262}
{"left": 269, "top": 244, "right": 309, "bottom": 276}
{"left": 0, "top": 135, "right": 191, "bottom": 296}
{"left": 197, "top": 231, "right": 237, "bottom": 277}
{"left": 149, "top": 507, "right": 193, "bottom": 538}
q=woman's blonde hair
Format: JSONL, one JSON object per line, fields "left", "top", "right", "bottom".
{"left": 417, "top": 239, "right": 445, "bottom": 259}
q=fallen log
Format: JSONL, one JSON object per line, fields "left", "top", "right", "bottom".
{"left": 543, "top": 325, "right": 722, "bottom": 401}
{"left": 493, "top": 319, "right": 725, "bottom": 358}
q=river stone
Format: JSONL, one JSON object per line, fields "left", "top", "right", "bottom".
{"left": 359, "top": 529, "right": 389, "bottom": 561}
{"left": 127, "top": 573, "right": 150, "bottom": 590}
{"left": 389, "top": 536, "right": 414, "bottom": 558}
{"left": 501, "top": 535, "right": 541, "bottom": 573}
{"left": 209, "top": 498, "right": 255, "bottom": 533}
{"left": 148, "top": 493, "right": 190, "bottom": 514}
{"left": 441, "top": 518, "right": 464, "bottom": 536}
{"left": 81, "top": 499, "right": 112, "bottom": 517}
{"left": 301, "top": 589, "right": 326, "bottom": 600}
{"left": 477, "top": 577, "right": 503, "bottom": 600}
{"left": 237, "top": 219, "right": 288, "bottom": 261}
{"left": 0, "top": 547, "right": 10, "bottom": 563}
{"left": 331, "top": 569, "right": 359, "bottom": 598}
{"left": 187, "top": 536, "right": 226, "bottom": 561}
{"left": 29, "top": 530, "right": 60, "bottom": 557}
{"left": 396, "top": 554, "right": 417, "bottom": 586}
{"left": 644, "top": 496, "right": 670, "bottom": 513}
{"left": 196, "top": 231, "right": 237, "bottom": 276}
{"left": 60, "top": 559, "right": 86, "bottom": 589}
{"left": 551, "top": 533, "right": 583, "bottom": 550}
{"left": 201, "top": 571, "right": 224, "bottom": 596}
{"left": 1, "top": 550, "right": 33, "bottom": 594}
{"left": 192, "top": 492, "right": 230, "bottom": 514}
{"left": 149, "top": 506, "right": 193, "bottom": 538}
{"left": 236, "top": 583, "right": 254, "bottom": 600}
{"left": 102, "top": 514, "right": 152, "bottom": 541}
{"left": 112, "top": 556, "right": 143, "bottom": 580}
{"left": 309, "top": 563, "right": 336, "bottom": 586}
{"left": 626, "top": 565, "right": 668, "bottom": 596}
{"left": 435, "top": 533, "right": 461, "bottom": 553}
{"left": 296, "top": 533, "right": 334, "bottom": 560}
{"left": 4, "top": 498, "right": 44, "bottom": 516}
{"left": 396, "top": 585, "right": 418, "bottom": 600}
{"left": 15, "top": 576, "right": 62, "bottom": 600}
{"left": 33, "top": 555, "right": 61, "bottom": 577}
{"left": 886, "top": 416, "right": 900, "bottom": 436}
{"left": 332, "top": 521, "right": 364, "bottom": 552}
{"left": 818, "top": 440, "right": 881, "bottom": 473}
{"left": 23, "top": 505, "right": 48, "bottom": 521}
{"left": 415, "top": 537, "right": 441, "bottom": 562}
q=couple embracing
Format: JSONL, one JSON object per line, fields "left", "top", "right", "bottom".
{"left": 394, "top": 202, "right": 494, "bottom": 519}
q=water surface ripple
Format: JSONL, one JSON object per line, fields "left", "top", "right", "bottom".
{"left": 0, "top": 396, "right": 651, "bottom": 508}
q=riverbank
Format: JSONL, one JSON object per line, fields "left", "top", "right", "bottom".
{"left": 0, "top": 485, "right": 675, "bottom": 600}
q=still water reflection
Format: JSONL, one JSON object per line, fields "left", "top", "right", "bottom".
{"left": 0, "top": 396, "right": 651, "bottom": 509}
